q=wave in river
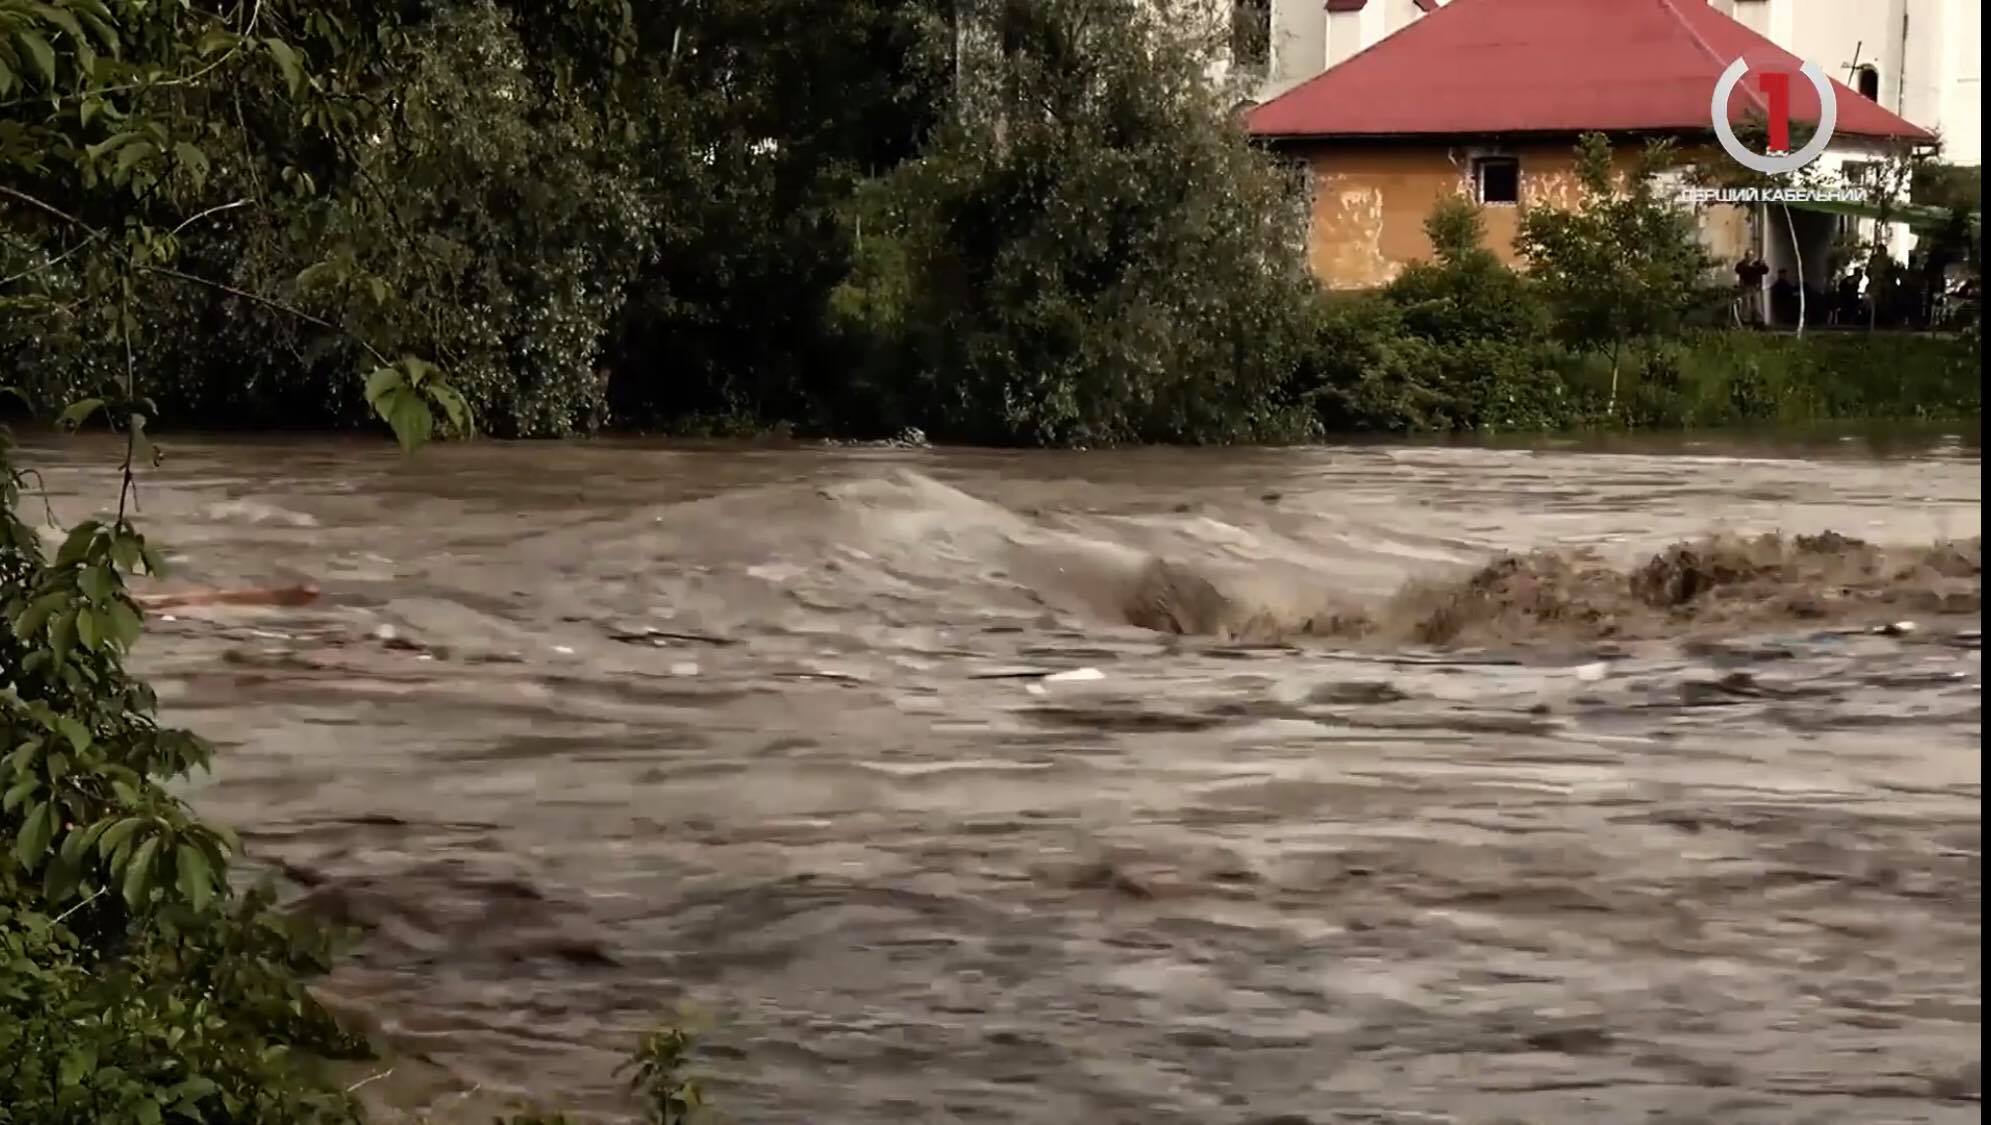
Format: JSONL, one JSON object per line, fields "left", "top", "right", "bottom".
{"left": 549, "top": 470, "right": 1982, "bottom": 647}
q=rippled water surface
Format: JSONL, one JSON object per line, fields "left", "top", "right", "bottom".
{"left": 21, "top": 433, "right": 1985, "bottom": 1124}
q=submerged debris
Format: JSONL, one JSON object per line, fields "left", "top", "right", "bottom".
{"left": 1118, "top": 533, "right": 1981, "bottom": 648}
{"left": 1385, "top": 533, "right": 1979, "bottom": 646}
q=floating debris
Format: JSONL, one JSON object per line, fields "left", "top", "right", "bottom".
{"left": 606, "top": 624, "right": 738, "bottom": 648}
{"left": 1044, "top": 667, "right": 1105, "bottom": 683}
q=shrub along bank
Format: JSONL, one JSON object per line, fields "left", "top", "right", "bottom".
{"left": 1298, "top": 137, "right": 1980, "bottom": 438}
{"left": 5, "top": 2, "right": 1972, "bottom": 448}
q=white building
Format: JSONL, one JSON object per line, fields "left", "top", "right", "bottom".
{"left": 1236, "top": 0, "right": 1981, "bottom": 167}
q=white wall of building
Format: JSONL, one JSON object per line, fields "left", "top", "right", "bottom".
{"left": 1254, "top": 0, "right": 1443, "bottom": 100}
{"left": 1933, "top": 0, "right": 1981, "bottom": 165}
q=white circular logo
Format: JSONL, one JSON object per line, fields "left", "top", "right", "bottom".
{"left": 1710, "top": 58, "right": 1837, "bottom": 175}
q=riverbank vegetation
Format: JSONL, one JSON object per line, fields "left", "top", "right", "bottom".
{"left": 1, "top": 1, "right": 706, "bottom": 1119}
{"left": 3, "top": 0, "right": 1975, "bottom": 447}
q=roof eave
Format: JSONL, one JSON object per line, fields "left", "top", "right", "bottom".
{"left": 1249, "top": 125, "right": 1941, "bottom": 148}
{"left": 1248, "top": 126, "right": 1717, "bottom": 144}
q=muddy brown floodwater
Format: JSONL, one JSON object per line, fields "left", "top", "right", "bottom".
{"left": 20, "top": 432, "right": 1985, "bottom": 1125}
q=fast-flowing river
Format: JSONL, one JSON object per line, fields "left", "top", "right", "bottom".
{"left": 19, "top": 432, "right": 1984, "bottom": 1124}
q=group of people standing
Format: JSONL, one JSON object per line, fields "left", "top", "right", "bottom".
{"left": 1732, "top": 250, "right": 1958, "bottom": 330}
{"left": 1731, "top": 252, "right": 1811, "bottom": 327}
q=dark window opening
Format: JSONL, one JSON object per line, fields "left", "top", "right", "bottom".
{"left": 1855, "top": 64, "right": 1881, "bottom": 102}
{"left": 1473, "top": 156, "right": 1520, "bottom": 205}
{"left": 1231, "top": 0, "right": 1270, "bottom": 71}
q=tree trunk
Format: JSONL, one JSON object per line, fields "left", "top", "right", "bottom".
{"left": 1784, "top": 203, "right": 1806, "bottom": 336}
{"left": 1607, "top": 338, "right": 1622, "bottom": 414}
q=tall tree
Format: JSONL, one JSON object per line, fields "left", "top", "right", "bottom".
{"left": 836, "top": 0, "right": 1320, "bottom": 446}
{"left": 1516, "top": 133, "right": 1720, "bottom": 411}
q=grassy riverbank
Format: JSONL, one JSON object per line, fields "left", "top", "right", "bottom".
{"left": 1556, "top": 329, "right": 1980, "bottom": 431}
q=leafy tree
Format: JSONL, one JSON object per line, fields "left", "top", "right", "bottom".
{"left": 1516, "top": 133, "right": 1721, "bottom": 411}
{"left": 599, "top": 0, "right": 957, "bottom": 432}
{"left": 1386, "top": 195, "right": 1550, "bottom": 344}
{"left": 1357, "top": 197, "right": 1571, "bottom": 433}
{"left": 837, "top": 0, "right": 1322, "bottom": 446}
{"left": 0, "top": 3, "right": 470, "bottom": 1119}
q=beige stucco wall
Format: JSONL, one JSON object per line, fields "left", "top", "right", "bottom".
{"left": 1289, "top": 141, "right": 1753, "bottom": 290}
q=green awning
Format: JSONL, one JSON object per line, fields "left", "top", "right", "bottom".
{"left": 1774, "top": 196, "right": 1980, "bottom": 235}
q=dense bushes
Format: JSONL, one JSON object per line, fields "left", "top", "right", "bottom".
{"left": 0, "top": 419, "right": 372, "bottom": 1121}
{"left": 828, "top": 0, "right": 1320, "bottom": 446}
{"left": 1294, "top": 288, "right": 1980, "bottom": 437}
{"left": 1285, "top": 134, "right": 1980, "bottom": 437}
{"left": 1, "top": 2, "right": 1974, "bottom": 445}
{"left": 1599, "top": 330, "right": 1983, "bottom": 428}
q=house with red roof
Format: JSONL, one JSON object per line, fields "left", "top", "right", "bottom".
{"left": 1242, "top": 0, "right": 1939, "bottom": 292}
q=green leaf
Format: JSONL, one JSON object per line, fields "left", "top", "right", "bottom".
{"left": 41, "top": 854, "right": 80, "bottom": 904}
{"left": 78, "top": 817, "right": 111, "bottom": 853}
{"left": 14, "top": 802, "right": 53, "bottom": 870}
{"left": 426, "top": 382, "right": 473, "bottom": 436}
{"left": 110, "top": 532, "right": 141, "bottom": 572}
{"left": 401, "top": 356, "right": 437, "bottom": 386}
{"left": 295, "top": 260, "right": 340, "bottom": 291}
{"left": 263, "top": 36, "right": 304, "bottom": 97}
{"left": 76, "top": 607, "right": 100, "bottom": 650}
{"left": 173, "top": 141, "right": 209, "bottom": 184}
{"left": 48, "top": 608, "right": 76, "bottom": 664}
{"left": 58, "top": 1046, "right": 93, "bottom": 1088}
{"left": 84, "top": 130, "right": 141, "bottom": 161}
{"left": 59, "top": 822, "right": 93, "bottom": 867}
{"left": 12, "top": 591, "right": 67, "bottom": 639}
{"left": 30, "top": 2, "right": 86, "bottom": 44}
{"left": 56, "top": 716, "right": 90, "bottom": 755}
{"left": 15, "top": 29, "right": 55, "bottom": 88}
{"left": 171, "top": 1076, "right": 219, "bottom": 1109}
{"left": 114, "top": 139, "right": 156, "bottom": 176}
{"left": 79, "top": 565, "right": 113, "bottom": 602}
{"left": 383, "top": 387, "right": 434, "bottom": 452}
{"left": 96, "top": 817, "right": 144, "bottom": 858}
{"left": 1, "top": 779, "right": 36, "bottom": 814}
{"left": 55, "top": 520, "right": 98, "bottom": 566}
{"left": 57, "top": 397, "right": 104, "bottom": 430}
{"left": 363, "top": 365, "right": 403, "bottom": 408}
{"left": 107, "top": 599, "right": 142, "bottom": 648}
{"left": 195, "top": 27, "right": 237, "bottom": 56}
{"left": 123, "top": 834, "right": 162, "bottom": 909}
{"left": 175, "top": 844, "right": 213, "bottom": 911}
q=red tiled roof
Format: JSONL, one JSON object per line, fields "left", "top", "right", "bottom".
{"left": 1247, "top": 0, "right": 1936, "bottom": 144}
